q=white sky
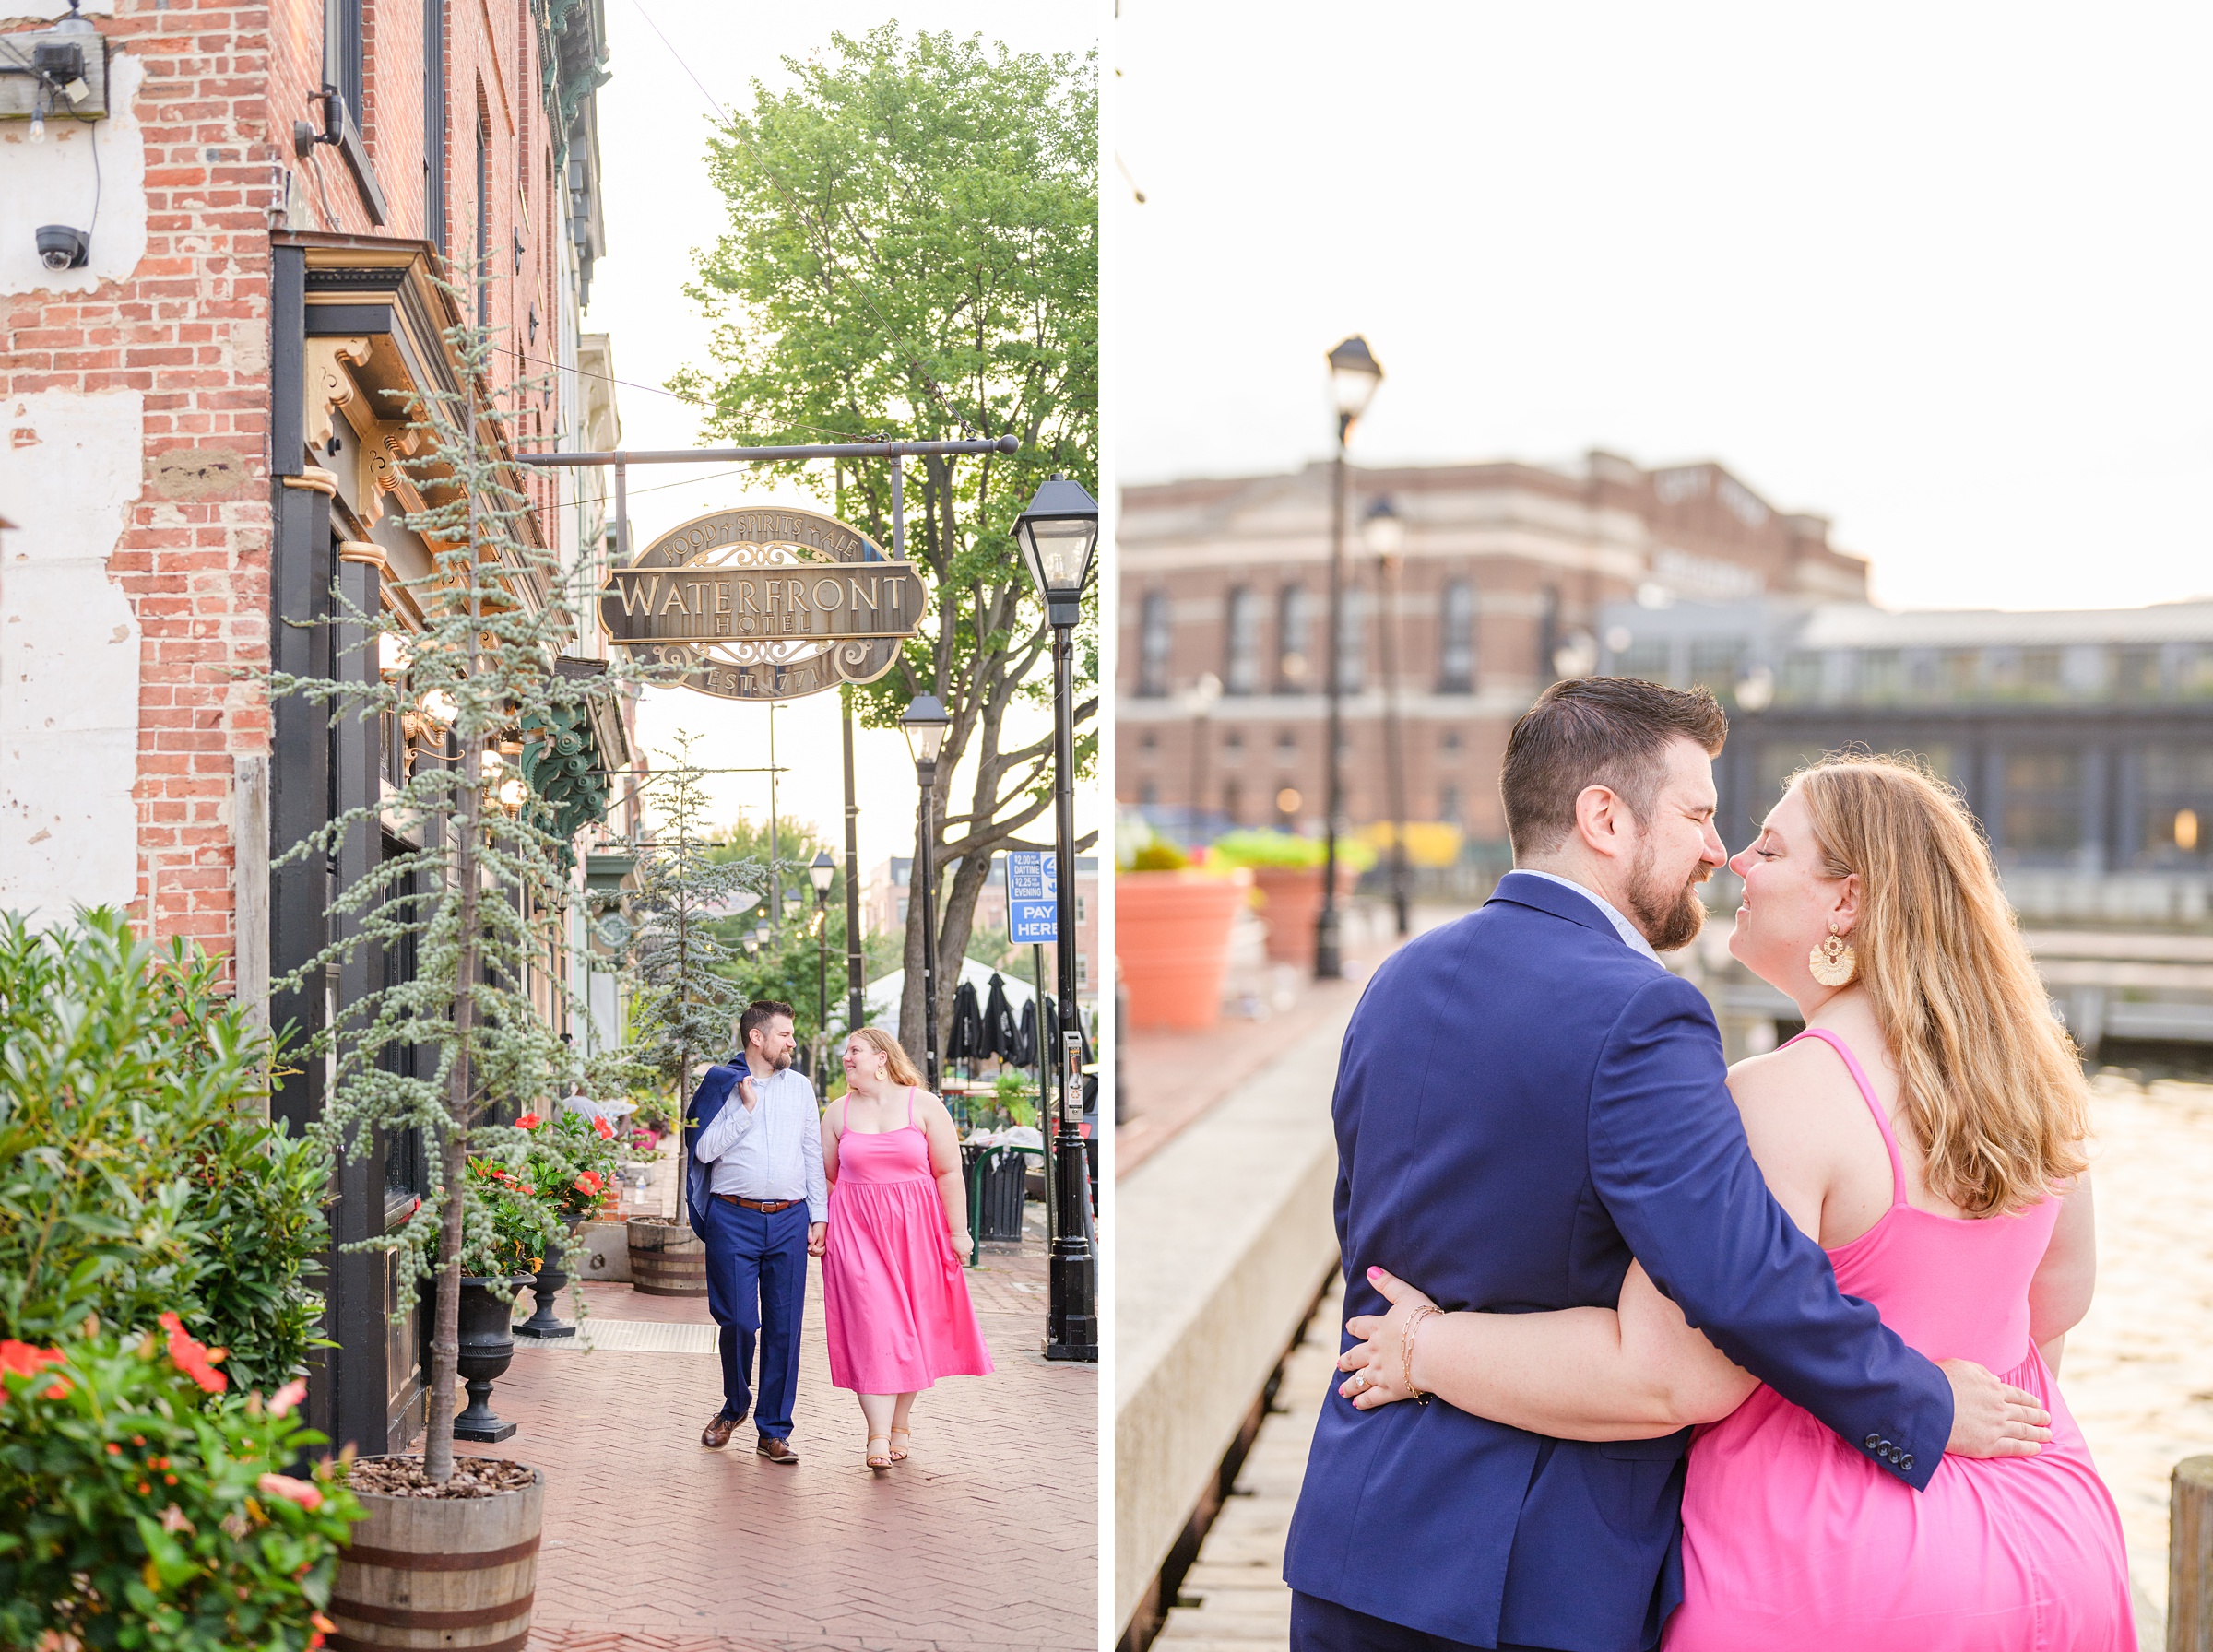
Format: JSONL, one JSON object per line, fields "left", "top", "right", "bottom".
{"left": 583, "top": 0, "right": 1097, "bottom": 869}
{"left": 1114, "top": 3, "right": 2213, "bottom": 614}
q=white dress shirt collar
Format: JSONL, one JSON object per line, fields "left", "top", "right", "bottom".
{"left": 1515, "top": 868, "right": 1664, "bottom": 968}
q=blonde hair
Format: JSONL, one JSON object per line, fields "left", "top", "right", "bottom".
{"left": 846, "top": 1028, "right": 923, "bottom": 1090}
{"left": 1790, "top": 753, "right": 2088, "bottom": 1216}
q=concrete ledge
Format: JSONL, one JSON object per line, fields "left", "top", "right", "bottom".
{"left": 1115, "top": 1004, "right": 1351, "bottom": 1635}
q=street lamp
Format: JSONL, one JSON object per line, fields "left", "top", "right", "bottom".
{"left": 1182, "top": 671, "right": 1222, "bottom": 849}
{"left": 1013, "top": 472, "right": 1099, "bottom": 1364}
{"left": 809, "top": 850, "right": 834, "bottom": 1064}
{"left": 901, "top": 692, "right": 951, "bottom": 1094}
{"left": 1365, "top": 497, "right": 1411, "bottom": 938}
{"left": 1319, "top": 335, "right": 1383, "bottom": 979}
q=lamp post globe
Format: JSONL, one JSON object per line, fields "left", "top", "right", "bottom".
{"left": 901, "top": 693, "right": 952, "bottom": 1094}
{"left": 808, "top": 849, "right": 835, "bottom": 898}
{"left": 1319, "top": 335, "right": 1384, "bottom": 980}
{"left": 1013, "top": 475, "right": 1100, "bottom": 629}
{"left": 1015, "top": 472, "right": 1099, "bottom": 1363}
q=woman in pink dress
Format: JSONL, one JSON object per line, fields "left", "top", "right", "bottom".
{"left": 1337, "top": 754, "right": 2133, "bottom": 1649}
{"left": 820, "top": 1028, "right": 994, "bottom": 1471}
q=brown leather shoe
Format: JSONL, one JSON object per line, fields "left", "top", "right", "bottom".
{"left": 756, "top": 1435, "right": 799, "bottom": 1465}
{"left": 701, "top": 1412, "right": 741, "bottom": 1449}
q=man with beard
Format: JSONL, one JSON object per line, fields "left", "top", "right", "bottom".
{"left": 687, "top": 999, "right": 827, "bottom": 1463}
{"left": 1283, "top": 678, "right": 2029, "bottom": 1652}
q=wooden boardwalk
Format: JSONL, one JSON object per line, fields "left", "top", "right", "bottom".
{"left": 1153, "top": 1278, "right": 1342, "bottom": 1651}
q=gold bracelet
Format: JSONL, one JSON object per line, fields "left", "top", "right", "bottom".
{"left": 1402, "top": 1305, "right": 1440, "bottom": 1405}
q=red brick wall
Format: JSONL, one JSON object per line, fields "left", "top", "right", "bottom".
{"left": 0, "top": 0, "right": 573, "bottom": 962}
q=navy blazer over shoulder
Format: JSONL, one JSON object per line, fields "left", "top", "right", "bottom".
{"left": 682, "top": 1060, "right": 744, "bottom": 1244}
{"left": 1282, "top": 872, "right": 1953, "bottom": 1652}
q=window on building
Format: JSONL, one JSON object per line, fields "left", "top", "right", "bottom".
{"left": 422, "top": 0, "right": 445, "bottom": 251}
{"left": 1076, "top": 953, "right": 1090, "bottom": 990}
{"left": 1224, "top": 586, "right": 1260, "bottom": 695}
{"left": 1615, "top": 638, "right": 1673, "bottom": 684}
{"left": 1139, "top": 729, "right": 1158, "bottom": 756}
{"left": 2136, "top": 746, "right": 2213, "bottom": 865}
{"left": 1438, "top": 580, "right": 1476, "bottom": 692}
{"left": 1139, "top": 779, "right": 1159, "bottom": 807}
{"left": 1277, "top": 584, "right": 1313, "bottom": 691}
{"left": 1138, "top": 591, "right": 1171, "bottom": 697}
{"left": 1222, "top": 729, "right": 1245, "bottom": 765}
{"left": 1688, "top": 638, "right": 1746, "bottom": 699}
{"left": 1222, "top": 779, "right": 1242, "bottom": 826}
{"left": 1440, "top": 726, "right": 1462, "bottom": 754}
{"left": 2114, "top": 647, "right": 2162, "bottom": 701}
{"left": 2000, "top": 749, "right": 2084, "bottom": 859}
{"left": 1075, "top": 895, "right": 1088, "bottom": 925}
{"left": 325, "top": 0, "right": 364, "bottom": 132}
{"left": 1858, "top": 649, "right": 1903, "bottom": 702}
{"left": 1276, "top": 728, "right": 1297, "bottom": 763}
{"left": 1438, "top": 783, "right": 1462, "bottom": 825}
{"left": 1335, "top": 587, "right": 1367, "bottom": 693}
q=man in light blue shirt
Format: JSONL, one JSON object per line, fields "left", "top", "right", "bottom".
{"left": 686, "top": 999, "right": 826, "bottom": 1463}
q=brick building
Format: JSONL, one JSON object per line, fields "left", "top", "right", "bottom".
{"left": 1117, "top": 451, "right": 1867, "bottom": 849}
{"left": 0, "top": 0, "right": 623, "bottom": 1453}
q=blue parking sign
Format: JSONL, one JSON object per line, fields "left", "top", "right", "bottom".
{"left": 1008, "top": 851, "right": 1058, "bottom": 942}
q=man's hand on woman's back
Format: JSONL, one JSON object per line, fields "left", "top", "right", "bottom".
{"left": 1940, "top": 1358, "right": 2053, "bottom": 1457}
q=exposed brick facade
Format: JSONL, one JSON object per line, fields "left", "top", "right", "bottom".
{"left": 1, "top": 0, "right": 590, "bottom": 962}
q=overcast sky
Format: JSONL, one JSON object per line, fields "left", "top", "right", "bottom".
{"left": 1114, "top": 3, "right": 2213, "bottom": 614}
{"left": 583, "top": 0, "right": 1095, "bottom": 870}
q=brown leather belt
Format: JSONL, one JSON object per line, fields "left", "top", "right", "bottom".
{"left": 716, "top": 1195, "right": 798, "bottom": 1213}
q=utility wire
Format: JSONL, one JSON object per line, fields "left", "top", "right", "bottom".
{"left": 623, "top": 0, "right": 727, "bottom": 123}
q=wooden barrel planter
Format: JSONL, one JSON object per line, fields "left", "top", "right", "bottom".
{"left": 627, "top": 1215, "right": 707, "bottom": 1296}
{"left": 329, "top": 1464, "right": 543, "bottom": 1651}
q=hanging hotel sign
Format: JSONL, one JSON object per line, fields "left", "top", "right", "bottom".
{"left": 598, "top": 504, "right": 922, "bottom": 702}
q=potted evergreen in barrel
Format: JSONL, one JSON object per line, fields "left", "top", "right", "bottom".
{"left": 266, "top": 275, "right": 631, "bottom": 1646}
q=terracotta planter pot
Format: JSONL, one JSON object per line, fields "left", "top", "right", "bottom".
{"left": 1117, "top": 869, "right": 1247, "bottom": 1032}
{"left": 1249, "top": 863, "right": 1361, "bottom": 967}
{"left": 331, "top": 1461, "right": 543, "bottom": 1650}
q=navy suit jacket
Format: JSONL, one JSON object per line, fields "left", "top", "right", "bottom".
{"left": 681, "top": 1060, "right": 745, "bottom": 1244}
{"left": 1282, "top": 873, "right": 1954, "bottom": 1651}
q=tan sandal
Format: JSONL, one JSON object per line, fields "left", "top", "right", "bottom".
{"left": 866, "top": 1434, "right": 893, "bottom": 1473}
{"left": 887, "top": 1428, "right": 911, "bottom": 1462}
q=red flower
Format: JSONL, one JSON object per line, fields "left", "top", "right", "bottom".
{"left": 515, "top": 1112, "right": 541, "bottom": 1130}
{"left": 574, "top": 1170, "right": 603, "bottom": 1198}
{"left": 159, "top": 1312, "right": 229, "bottom": 1395}
{"left": 592, "top": 1116, "right": 615, "bottom": 1141}
{"left": 0, "top": 1340, "right": 63, "bottom": 1395}
{"left": 258, "top": 1471, "right": 325, "bottom": 1512}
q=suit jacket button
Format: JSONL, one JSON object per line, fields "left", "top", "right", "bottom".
{"left": 1865, "top": 1434, "right": 1881, "bottom": 1451}
{"left": 1901, "top": 1455, "right": 1914, "bottom": 1472}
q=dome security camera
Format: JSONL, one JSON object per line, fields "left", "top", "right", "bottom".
{"left": 36, "top": 226, "right": 89, "bottom": 272}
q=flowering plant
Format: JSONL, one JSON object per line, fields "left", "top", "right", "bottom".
{"left": 458, "top": 1157, "right": 565, "bottom": 1280}
{"left": 514, "top": 1110, "right": 625, "bottom": 1223}
{"left": 0, "top": 1324, "right": 363, "bottom": 1650}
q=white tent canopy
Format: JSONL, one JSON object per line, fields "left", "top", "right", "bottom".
{"left": 864, "top": 956, "right": 1040, "bottom": 1031}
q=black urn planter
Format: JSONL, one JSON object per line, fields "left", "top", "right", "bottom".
{"left": 452, "top": 1275, "right": 533, "bottom": 1443}
{"left": 515, "top": 1221, "right": 581, "bottom": 1339}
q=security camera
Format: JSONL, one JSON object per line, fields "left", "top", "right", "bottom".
{"left": 36, "top": 225, "right": 89, "bottom": 272}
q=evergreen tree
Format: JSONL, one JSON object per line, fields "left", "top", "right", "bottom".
{"left": 267, "top": 277, "right": 627, "bottom": 1483}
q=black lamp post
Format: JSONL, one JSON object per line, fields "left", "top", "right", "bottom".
{"left": 1318, "top": 335, "right": 1383, "bottom": 979}
{"left": 809, "top": 850, "right": 834, "bottom": 1059}
{"left": 901, "top": 693, "right": 951, "bottom": 1094}
{"left": 1365, "top": 496, "right": 1411, "bottom": 938}
{"left": 1014, "top": 472, "right": 1100, "bottom": 1364}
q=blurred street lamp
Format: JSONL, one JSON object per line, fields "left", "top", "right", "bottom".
{"left": 1013, "top": 473, "right": 1100, "bottom": 1364}
{"left": 752, "top": 918, "right": 771, "bottom": 952}
{"left": 901, "top": 693, "right": 951, "bottom": 1093}
{"left": 1365, "top": 497, "right": 1411, "bottom": 938}
{"left": 1181, "top": 671, "right": 1223, "bottom": 849}
{"left": 1319, "top": 335, "right": 1384, "bottom": 979}
{"left": 809, "top": 850, "right": 834, "bottom": 1056}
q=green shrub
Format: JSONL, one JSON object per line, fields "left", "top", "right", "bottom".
{"left": 1210, "top": 830, "right": 1378, "bottom": 872}
{"left": 1127, "top": 841, "right": 1190, "bottom": 871}
{"left": 0, "top": 910, "right": 332, "bottom": 1386}
{"left": 0, "top": 1322, "right": 364, "bottom": 1651}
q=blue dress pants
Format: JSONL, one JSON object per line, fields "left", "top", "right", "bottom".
{"left": 702, "top": 1198, "right": 808, "bottom": 1438}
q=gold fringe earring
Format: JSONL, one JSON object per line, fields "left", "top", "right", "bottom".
{"left": 1808, "top": 927, "right": 1858, "bottom": 987}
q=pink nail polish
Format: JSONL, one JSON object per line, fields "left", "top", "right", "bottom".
{"left": 1367, "top": 1266, "right": 1382, "bottom": 1280}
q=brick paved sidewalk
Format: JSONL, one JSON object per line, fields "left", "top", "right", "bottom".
{"left": 456, "top": 1215, "right": 1095, "bottom": 1652}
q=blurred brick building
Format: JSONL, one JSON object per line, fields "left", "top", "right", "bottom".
{"left": 1116, "top": 451, "right": 1865, "bottom": 847}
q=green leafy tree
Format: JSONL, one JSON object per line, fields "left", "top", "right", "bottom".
{"left": 266, "top": 278, "right": 626, "bottom": 1483}
{"left": 672, "top": 26, "right": 1099, "bottom": 1059}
